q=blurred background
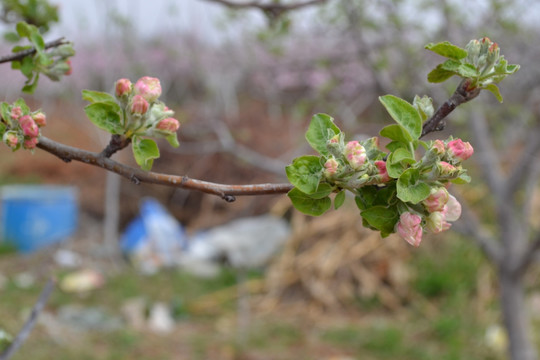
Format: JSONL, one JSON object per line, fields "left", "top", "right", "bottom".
{"left": 1, "top": 0, "right": 540, "bottom": 359}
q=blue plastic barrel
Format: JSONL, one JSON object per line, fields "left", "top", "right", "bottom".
{"left": 0, "top": 185, "right": 78, "bottom": 253}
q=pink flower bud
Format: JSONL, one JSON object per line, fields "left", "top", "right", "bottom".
{"left": 156, "top": 117, "right": 180, "bottom": 133}
{"left": 134, "top": 76, "right": 162, "bottom": 102}
{"left": 23, "top": 137, "right": 38, "bottom": 149}
{"left": 328, "top": 134, "right": 339, "bottom": 144}
{"left": 130, "top": 95, "right": 149, "bottom": 115}
{"left": 10, "top": 106, "right": 22, "bottom": 120}
{"left": 423, "top": 187, "right": 449, "bottom": 213}
{"left": 396, "top": 212, "right": 423, "bottom": 247}
{"left": 64, "top": 59, "right": 72, "bottom": 75}
{"left": 374, "top": 160, "right": 391, "bottom": 182}
{"left": 19, "top": 115, "right": 39, "bottom": 138}
{"left": 324, "top": 157, "right": 339, "bottom": 177}
{"left": 443, "top": 194, "right": 462, "bottom": 222}
{"left": 3, "top": 131, "right": 18, "bottom": 149}
{"left": 344, "top": 141, "right": 367, "bottom": 170}
{"left": 431, "top": 139, "right": 445, "bottom": 155}
{"left": 447, "top": 139, "right": 474, "bottom": 162}
{"left": 437, "top": 161, "right": 458, "bottom": 176}
{"left": 115, "top": 78, "right": 132, "bottom": 98}
{"left": 32, "top": 112, "right": 46, "bottom": 127}
{"left": 426, "top": 211, "right": 451, "bottom": 233}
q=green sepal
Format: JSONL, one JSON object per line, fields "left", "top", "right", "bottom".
{"left": 166, "top": 133, "right": 180, "bottom": 148}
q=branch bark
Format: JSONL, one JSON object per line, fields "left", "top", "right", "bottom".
{"left": 0, "top": 278, "right": 55, "bottom": 360}
{"left": 421, "top": 79, "right": 481, "bottom": 138}
{"left": 0, "top": 37, "right": 70, "bottom": 64}
{"left": 36, "top": 136, "right": 293, "bottom": 201}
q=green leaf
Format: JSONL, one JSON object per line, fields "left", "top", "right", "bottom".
{"left": 360, "top": 205, "right": 399, "bottom": 235}
{"left": 425, "top": 41, "right": 468, "bottom": 60}
{"left": 334, "top": 190, "right": 346, "bottom": 210}
{"left": 12, "top": 45, "right": 31, "bottom": 53}
{"left": 362, "top": 137, "right": 386, "bottom": 160}
{"left": 285, "top": 155, "right": 323, "bottom": 195}
{"left": 132, "top": 137, "right": 160, "bottom": 171}
{"left": 379, "top": 95, "right": 422, "bottom": 140}
{"left": 310, "top": 183, "right": 333, "bottom": 199}
{"left": 396, "top": 168, "right": 431, "bottom": 204}
{"left": 0, "top": 102, "right": 10, "bottom": 123}
{"left": 4, "top": 32, "right": 20, "bottom": 42}
{"left": 288, "top": 187, "right": 331, "bottom": 216}
{"left": 483, "top": 83, "right": 503, "bottom": 103}
{"left": 380, "top": 124, "right": 412, "bottom": 144}
{"left": 22, "top": 80, "right": 39, "bottom": 94}
{"left": 166, "top": 133, "right": 180, "bottom": 148}
{"left": 427, "top": 65, "right": 456, "bottom": 83}
{"left": 457, "top": 63, "right": 479, "bottom": 78}
{"left": 386, "top": 148, "right": 415, "bottom": 178}
{"left": 451, "top": 173, "right": 471, "bottom": 184}
{"left": 440, "top": 59, "right": 462, "bottom": 72}
{"left": 82, "top": 90, "right": 118, "bottom": 105}
{"left": 385, "top": 141, "right": 406, "bottom": 152}
{"left": 16, "top": 22, "right": 33, "bottom": 38}
{"left": 84, "top": 103, "right": 123, "bottom": 134}
{"left": 30, "top": 32, "right": 45, "bottom": 52}
{"left": 20, "top": 56, "right": 34, "bottom": 78}
{"left": 305, "top": 113, "right": 341, "bottom": 156}
{"left": 14, "top": 98, "right": 30, "bottom": 113}
{"left": 355, "top": 186, "right": 378, "bottom": 210}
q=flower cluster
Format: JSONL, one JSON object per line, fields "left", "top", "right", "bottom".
{"left": 114, "top": 76, "right": 180, "bottom": 139}
{"left": 396, "top": 188, "right": 463, "bottom": 247}
{"left": 0, "top": 101, "right": 47, "bottom": 151}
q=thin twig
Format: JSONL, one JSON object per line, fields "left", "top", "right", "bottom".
{"left": 421, "top": 78, "right": 481, "bottom": 138}
{"left": 201, "top": 0, "right": 328, "bottom": 11}
{"left": 0, "top": 278, "right": 55, "bottom": 360}
{"left": 36, "top": 136, "right": 293, "bottom": 200}
{"left": 0, "top": 38, "right": 69, "bottom": 64}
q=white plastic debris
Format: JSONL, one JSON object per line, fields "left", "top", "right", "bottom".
{"left": 54, "top": 249, "right": 83, "bottom": 268}
{"left": 148, "top": 302, "right": 175, "bottom": 334}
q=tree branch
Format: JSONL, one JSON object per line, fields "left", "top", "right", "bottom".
{"left": 36, "top": 136, "right": 293, "bottom": 201}
{"left": 201, "top": 0, "right": 328, "bottom": 12}
{"left": 0, "top": 37, "right": 69, "bottom": 64}
{"left": 420, "top": 78, "right": 482, "bottom": 138}
{"left": 0, "top": 278, "right": 55, "bottom": 360}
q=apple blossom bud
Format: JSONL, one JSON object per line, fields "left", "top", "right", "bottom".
{"left": 447, "top": 139, "right": 474, "bottom": 162}
{"left": 431, "top": 139, "right": 445, "bottom": 155}
{"left": 134, "top": 76, "right": 162, "bottom": 102}
{"left": 3, "top": 131, "right": 19, "bottom": 149}
{"left": 374, "top": 160, "right": 391, "bottom": 183}
{"left": 324, "top": 157, "right": 339, "bottom": 178}
{"left": 64, "top": 59, "right": 72, "bottom": 75}
{"left": 437, "top": 161, "right": 459, "bottom": 176}
{"left": 130, "top": 95, "right": 149, "bottom": 115}
{"left": 156, "top": 117, "right": 180, "bottom": 133}
{"left": 10, "top": 106, "right": 22, "bottom": 120}
{"left": 423, "top": 187, "right": 449, "bottom": 213}
{"left": 426, "top": 211, "right": 451, "bottom": 233}
{"left": 19, "top": 115, "right": 39, "bottom": 138}
{"left": 396, "top": 212, "right": 423, "bottom": 247}
{"left": 32, "top": 112, "right": 46, "bottom": 127}
{"left": 328, "top": 134, "right": 339, "bottom": 144}
{"left": 115, "top": 78, "right": 132, "bottom": 98}
{"left": 344, "top": 141, "right": 367, "bottom": 170}
{"left": 23, "top": 137, "right": 38, "bottom": 149}
{"left": 443, "top": 194, "right": 462, "bottom": 222}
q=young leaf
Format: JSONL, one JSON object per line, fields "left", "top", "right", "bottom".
{"left": 483, "top": 83, "right": 503, "bottom": 103}
{"left": 165, "top": 133, "right": 180, "bottom": 148}
{"left": 288, "top": 187, "right": 331, "bottom": 216}
{"left": 16, "top": 22, "right": 33, "bottom": 38}
{"left": 379, "top": 124, "right": 413, "bottom": 144}
{"left": 334, "top": 190, "right": 346, "bottom": 210}
{"left": 310, "top": 183, "right": 333, "bottom": 199}
{"left": 451, "top": 173, "right": 471, "bottom": 184}
{"left": 285, "top": 155, "right": 323, "bottom": 195}
{"left": 386, "top": 148, "right": 415, "bottom": 178}
{"left": 132, "top": 137, "right": 160, "bottom": 171}
{"left": 457, "top": 63, "right": 479, "bottom": 78}
{"left": 427, "top": 64, "right": 456, "bottom": 83}
{"left": 14, "top": 98, "right": 30, "bottom": 113}
{"left": 396, "top": 168, "right": 431, "bottom": 204}
{"left": 84, "top": 103, "right": 123, "bottom": 134}
{"left": 379, "top": 95, "right": 422, "bottom": 140}
{"left": 425, "top": 41, "right": 468, "bottom": 60}
{"left": 0, "top": 102, "right": 10, "bottom": 123}
{"left": 82, "top": 90, "right": 118, "bottom": 105}
{"left": 360, "top": 205, "right": 399, "bottom": 235}
{"left": 30, "top": 32, "right": 45, "bottom": 52}
{"left": 355, "top": 186, "right": 378, "bottom": 210}
{"left": 305, "top": 113, "right": 341, "bottom": 156}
